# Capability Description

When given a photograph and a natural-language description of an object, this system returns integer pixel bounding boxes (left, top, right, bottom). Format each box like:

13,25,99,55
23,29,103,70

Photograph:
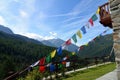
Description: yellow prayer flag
96,7,100,14
72,52,75,55
76,30,82,39
51,50,56,58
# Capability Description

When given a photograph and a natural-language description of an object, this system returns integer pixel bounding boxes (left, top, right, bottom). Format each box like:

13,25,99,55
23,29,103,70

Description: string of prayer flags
30,60,39,67
76,30,82,39
91,14,98,21
39,66,45,73
51,50,56,58
65,39,71,45
80,26,87,34
89,18,94,26
57,46,62,55
46,54,51,63
72,34,77,43
39,57,45,65
66,62,70,67
96,7,100,14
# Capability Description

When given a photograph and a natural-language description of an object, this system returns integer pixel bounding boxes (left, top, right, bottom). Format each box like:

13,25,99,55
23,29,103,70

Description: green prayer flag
91,14,98,21
46,55,51,63
72,34,77,43
58,64,63,69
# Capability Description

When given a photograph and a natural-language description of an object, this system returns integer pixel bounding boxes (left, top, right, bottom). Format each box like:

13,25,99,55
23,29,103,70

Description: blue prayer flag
50,64,55,72
57,46,62,55
80,26,86,34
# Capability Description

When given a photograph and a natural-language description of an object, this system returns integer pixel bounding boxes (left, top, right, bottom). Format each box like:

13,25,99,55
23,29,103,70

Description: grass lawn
61,62,116,80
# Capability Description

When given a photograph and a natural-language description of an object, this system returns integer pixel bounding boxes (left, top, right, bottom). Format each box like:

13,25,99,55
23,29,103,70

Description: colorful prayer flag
91,14,98,21
58,63,63,69
80,26,87,34
57,46,62,55
30,60,39,67
62,61,66,65
39,57,45,65
72,34,77,43
51,50,56,58
63,56,68,60
76,30,82,39
96,7,100,14
65,39,71,45
66,62,70,67
50,64,55,72
72,52,75,55
39,66,45,73
46,55,51,63
89,18,94,26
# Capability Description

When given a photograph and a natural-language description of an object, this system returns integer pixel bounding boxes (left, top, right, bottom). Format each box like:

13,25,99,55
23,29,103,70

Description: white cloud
72,0,93,15
21,33,44,41
13,0,19,2
21,32,57,41
49,32,57,36
0,16,6,25
20,10,28,18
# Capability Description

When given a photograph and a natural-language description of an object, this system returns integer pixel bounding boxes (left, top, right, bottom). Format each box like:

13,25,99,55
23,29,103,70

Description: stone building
109,0,120,79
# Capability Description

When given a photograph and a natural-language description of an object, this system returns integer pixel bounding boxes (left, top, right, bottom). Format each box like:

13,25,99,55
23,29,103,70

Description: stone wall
109,0,120,79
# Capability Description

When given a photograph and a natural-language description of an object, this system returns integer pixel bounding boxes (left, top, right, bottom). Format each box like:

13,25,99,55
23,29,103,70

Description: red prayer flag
39,66,45,73
89,18,94,26
65,39,71,45
62,61,66,65
39,57,45,65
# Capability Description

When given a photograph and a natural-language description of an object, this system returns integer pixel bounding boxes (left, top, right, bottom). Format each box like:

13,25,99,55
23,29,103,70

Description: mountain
77,34,114,59
0,25,13,34
0,25,43,45
0,24,78,52
41,38,79,52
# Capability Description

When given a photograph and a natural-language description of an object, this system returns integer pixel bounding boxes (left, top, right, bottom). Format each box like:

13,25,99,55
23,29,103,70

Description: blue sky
0,0,112,46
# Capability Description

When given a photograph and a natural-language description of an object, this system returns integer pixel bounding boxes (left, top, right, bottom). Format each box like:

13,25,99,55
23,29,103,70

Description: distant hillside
0,31,69,79
0,25,13,34
77,34,114,59
41,38,79,52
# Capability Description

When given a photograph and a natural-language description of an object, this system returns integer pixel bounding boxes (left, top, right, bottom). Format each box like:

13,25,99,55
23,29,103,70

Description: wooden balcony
99,2,112,28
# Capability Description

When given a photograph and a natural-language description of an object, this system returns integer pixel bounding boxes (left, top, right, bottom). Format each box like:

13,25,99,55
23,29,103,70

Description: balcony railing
99,2,112,28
